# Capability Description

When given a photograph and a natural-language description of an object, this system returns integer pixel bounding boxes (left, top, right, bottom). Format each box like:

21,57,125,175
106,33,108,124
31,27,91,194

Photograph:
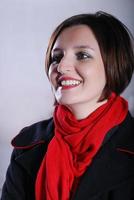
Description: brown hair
45,11,134,99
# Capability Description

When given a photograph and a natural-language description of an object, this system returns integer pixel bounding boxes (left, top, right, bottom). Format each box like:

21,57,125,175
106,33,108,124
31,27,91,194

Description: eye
76,51,92,60
51,54,63,64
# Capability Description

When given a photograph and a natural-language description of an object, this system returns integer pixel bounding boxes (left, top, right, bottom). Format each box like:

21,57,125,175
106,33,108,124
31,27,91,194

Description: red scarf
35,93,128,200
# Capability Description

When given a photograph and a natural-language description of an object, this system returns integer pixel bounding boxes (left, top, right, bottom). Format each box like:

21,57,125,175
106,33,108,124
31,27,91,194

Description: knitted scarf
35,93,128,200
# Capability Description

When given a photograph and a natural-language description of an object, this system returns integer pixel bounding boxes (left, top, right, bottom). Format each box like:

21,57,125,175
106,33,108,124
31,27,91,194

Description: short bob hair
45,11,134,100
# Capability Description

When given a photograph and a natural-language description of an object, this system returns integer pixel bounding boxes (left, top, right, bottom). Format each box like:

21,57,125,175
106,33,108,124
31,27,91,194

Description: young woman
1,11,134,200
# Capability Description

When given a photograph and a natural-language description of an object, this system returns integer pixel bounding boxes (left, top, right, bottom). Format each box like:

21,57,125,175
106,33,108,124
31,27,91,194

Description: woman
1,11,134,200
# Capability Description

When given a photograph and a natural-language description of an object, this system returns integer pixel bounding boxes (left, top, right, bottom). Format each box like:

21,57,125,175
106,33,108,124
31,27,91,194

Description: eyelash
51,51,92,64
51,54,63,64
76,52,92,60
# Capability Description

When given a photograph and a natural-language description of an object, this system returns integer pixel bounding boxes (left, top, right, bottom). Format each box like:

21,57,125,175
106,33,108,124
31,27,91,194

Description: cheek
81,66,106,86
98,67,106,85
93,70,106,88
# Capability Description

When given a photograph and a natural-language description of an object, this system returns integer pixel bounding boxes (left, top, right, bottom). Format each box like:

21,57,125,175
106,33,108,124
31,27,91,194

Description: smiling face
48,25,106,118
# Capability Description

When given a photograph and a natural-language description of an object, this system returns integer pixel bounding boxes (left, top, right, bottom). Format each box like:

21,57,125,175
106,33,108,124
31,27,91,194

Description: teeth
61,80,81,86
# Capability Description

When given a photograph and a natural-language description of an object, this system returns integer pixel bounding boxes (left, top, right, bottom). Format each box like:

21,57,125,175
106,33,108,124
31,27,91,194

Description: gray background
0,0,134,192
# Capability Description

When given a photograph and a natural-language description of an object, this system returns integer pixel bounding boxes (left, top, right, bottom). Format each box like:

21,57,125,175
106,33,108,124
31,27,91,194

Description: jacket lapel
15,144,47,181
13,118,54,181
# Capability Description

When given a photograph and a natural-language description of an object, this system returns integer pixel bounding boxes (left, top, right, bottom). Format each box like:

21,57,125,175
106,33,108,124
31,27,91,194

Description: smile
57,76,82,89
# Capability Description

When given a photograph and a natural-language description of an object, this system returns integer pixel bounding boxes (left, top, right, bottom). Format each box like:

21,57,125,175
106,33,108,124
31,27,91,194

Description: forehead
52,25,99,51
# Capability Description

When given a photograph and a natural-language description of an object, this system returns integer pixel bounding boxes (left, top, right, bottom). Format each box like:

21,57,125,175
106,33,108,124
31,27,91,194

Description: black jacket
1,113,134,200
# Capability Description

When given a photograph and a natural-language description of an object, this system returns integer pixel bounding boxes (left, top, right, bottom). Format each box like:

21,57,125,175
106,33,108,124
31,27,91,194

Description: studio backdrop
0,0,134,192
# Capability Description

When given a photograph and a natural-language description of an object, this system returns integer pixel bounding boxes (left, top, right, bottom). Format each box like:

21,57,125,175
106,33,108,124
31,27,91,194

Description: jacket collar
11,118,54,149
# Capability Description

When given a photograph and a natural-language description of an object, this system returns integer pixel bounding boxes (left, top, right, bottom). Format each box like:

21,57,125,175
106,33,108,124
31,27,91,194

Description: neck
65,100,107,120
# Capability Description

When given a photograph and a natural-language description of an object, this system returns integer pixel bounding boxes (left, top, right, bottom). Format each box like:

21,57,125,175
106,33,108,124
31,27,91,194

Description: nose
57,55,74,74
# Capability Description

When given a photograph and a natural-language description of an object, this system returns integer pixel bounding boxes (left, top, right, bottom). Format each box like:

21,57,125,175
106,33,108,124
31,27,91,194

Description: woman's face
48,25,106,109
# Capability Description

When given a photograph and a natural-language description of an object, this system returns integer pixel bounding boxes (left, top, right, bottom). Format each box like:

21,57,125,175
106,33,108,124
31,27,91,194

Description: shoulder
11,117,54,150
111,112,134,156
117,112,134,139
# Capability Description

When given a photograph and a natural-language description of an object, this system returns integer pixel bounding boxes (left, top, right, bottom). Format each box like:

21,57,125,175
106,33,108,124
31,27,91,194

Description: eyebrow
52,45,94,53
73,45,94,51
